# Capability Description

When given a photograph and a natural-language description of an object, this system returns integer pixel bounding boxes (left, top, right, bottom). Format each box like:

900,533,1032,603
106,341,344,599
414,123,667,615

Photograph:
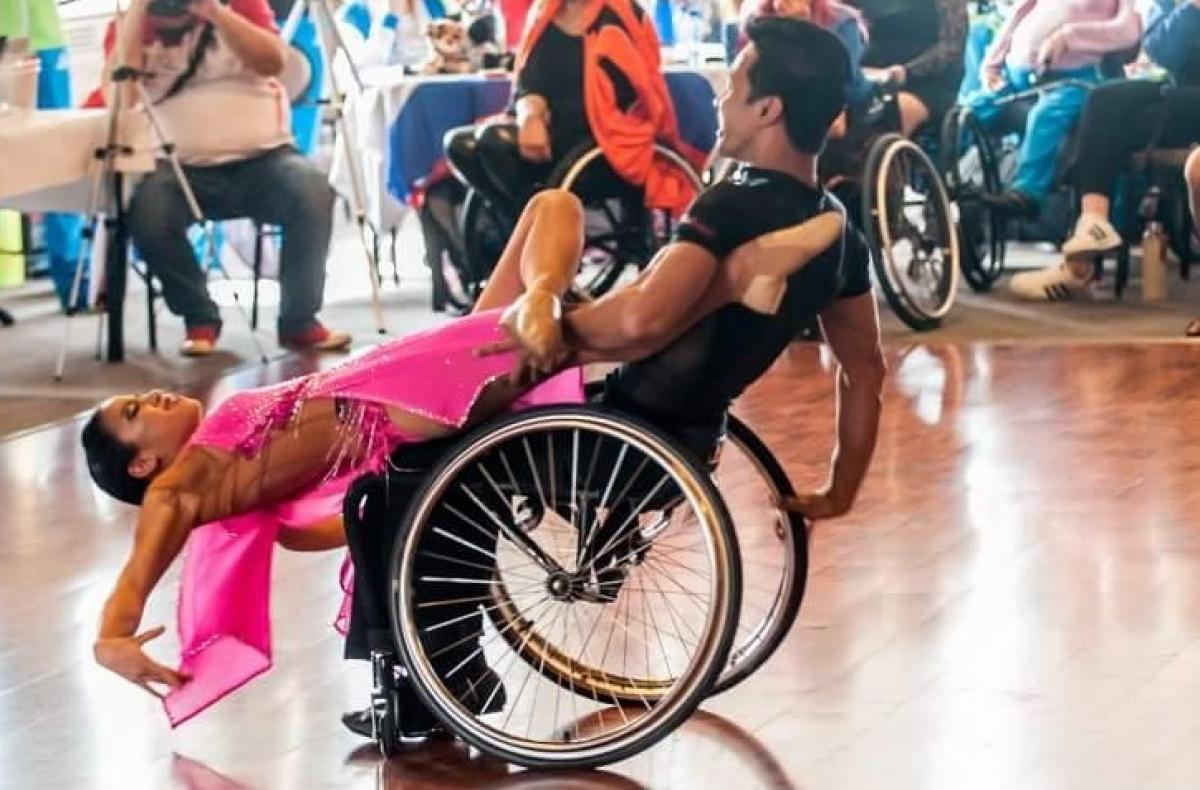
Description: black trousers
1075,80,1200,198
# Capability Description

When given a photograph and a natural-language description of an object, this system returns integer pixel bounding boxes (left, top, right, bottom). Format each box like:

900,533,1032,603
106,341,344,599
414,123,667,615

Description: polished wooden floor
4,340,1200,789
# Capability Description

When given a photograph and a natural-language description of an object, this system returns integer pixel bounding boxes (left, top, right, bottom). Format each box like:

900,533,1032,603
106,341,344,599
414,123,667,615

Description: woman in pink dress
82,189,844,725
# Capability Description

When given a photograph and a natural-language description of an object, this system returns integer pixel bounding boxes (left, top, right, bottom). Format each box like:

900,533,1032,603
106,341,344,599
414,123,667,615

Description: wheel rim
707,420,802,693
949,114,1006,289
393,411,737,767
874,140,960,320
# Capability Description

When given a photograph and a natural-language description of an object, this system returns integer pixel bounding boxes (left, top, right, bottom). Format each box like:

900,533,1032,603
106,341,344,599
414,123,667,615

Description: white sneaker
1009,263,1093,301
1062,214,1123,261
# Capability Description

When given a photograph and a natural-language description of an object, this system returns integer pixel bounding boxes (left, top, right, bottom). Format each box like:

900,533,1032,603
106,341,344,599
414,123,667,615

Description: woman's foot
1185,318,1200,338
1009,262,1094,301
1062,214,1123,261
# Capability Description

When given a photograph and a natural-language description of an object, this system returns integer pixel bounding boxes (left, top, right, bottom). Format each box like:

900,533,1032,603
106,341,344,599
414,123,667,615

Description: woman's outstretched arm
93,456,215,695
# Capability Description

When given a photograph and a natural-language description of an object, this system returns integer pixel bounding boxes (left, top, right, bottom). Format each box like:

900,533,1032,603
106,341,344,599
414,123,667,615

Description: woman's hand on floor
94,626,189,698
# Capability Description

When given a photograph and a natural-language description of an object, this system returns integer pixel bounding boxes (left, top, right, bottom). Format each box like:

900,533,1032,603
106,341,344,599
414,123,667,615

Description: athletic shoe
1009,262,1093,301
180,324,220,357
1062,214,1123,261
279,322,351,352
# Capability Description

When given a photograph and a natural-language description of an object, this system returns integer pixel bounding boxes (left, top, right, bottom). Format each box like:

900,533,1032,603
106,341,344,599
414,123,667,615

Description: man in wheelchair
340,17,887,740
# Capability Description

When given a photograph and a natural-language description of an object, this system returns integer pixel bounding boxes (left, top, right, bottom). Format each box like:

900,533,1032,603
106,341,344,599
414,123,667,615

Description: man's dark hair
81,411,150,506
744,17,851,154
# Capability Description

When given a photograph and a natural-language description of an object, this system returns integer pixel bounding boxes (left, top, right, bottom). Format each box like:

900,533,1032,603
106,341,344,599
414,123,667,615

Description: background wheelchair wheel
552,144,703,300
454,190,504,310
390,406,741,769
863,133,960,332
942,110,1008,292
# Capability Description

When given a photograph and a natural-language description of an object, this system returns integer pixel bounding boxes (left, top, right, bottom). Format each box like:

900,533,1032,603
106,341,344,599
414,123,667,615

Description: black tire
389,406,741,770
706,415,808,696
942,110,1007,292
863,133,959,332
456,189,508,309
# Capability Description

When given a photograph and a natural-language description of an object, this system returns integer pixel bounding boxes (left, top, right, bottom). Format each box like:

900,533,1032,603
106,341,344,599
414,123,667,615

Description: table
332,65,727,233
0,107,155,361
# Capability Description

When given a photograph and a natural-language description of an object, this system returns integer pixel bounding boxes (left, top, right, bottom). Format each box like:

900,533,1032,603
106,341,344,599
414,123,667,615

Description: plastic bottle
0,211,25,289
1141,219,1167,302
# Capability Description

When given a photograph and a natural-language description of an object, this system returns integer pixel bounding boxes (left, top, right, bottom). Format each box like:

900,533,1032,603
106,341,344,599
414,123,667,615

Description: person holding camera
107,0,350,356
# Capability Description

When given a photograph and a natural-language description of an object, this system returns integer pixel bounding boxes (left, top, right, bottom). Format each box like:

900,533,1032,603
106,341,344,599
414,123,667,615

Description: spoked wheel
554,145,703,300
390,406,741,770
455,190,506,311
863,133,960,332
942,110,1007,292
705,415,807,696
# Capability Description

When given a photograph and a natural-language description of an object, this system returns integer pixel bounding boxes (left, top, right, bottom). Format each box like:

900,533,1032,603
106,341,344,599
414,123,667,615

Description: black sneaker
981,189,1039,220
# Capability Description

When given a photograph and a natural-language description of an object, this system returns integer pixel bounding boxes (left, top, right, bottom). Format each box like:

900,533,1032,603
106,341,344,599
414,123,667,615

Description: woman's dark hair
159,22,218,103
744,17,851,154
81,411,150,506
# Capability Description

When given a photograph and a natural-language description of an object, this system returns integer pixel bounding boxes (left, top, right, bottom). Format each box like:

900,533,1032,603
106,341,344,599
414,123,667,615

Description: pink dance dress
162,309,584,726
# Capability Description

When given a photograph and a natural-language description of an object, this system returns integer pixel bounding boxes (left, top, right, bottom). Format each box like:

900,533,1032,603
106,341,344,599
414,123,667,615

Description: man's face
716,46,770,159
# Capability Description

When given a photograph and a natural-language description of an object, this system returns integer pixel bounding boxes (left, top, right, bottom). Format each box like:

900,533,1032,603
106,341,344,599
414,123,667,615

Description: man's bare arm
198,0,286,76
795,292,886,518
563,241,722,363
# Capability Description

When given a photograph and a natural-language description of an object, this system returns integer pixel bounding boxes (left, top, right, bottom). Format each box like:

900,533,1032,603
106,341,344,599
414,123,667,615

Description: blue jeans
963,65,1101,202
127,146,335,334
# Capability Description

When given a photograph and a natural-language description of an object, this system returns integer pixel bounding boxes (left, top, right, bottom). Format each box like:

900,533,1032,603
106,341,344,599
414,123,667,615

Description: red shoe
280,322,352,352
180,324,221,357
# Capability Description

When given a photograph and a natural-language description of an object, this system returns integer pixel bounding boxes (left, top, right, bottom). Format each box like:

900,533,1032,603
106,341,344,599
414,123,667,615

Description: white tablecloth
0,108,155,213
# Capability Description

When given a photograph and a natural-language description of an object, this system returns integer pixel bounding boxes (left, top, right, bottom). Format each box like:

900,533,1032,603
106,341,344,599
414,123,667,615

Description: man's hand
189,0,224,22
476,290,573,385
778,489,851,521
518,115,552,163
94,626,190,698
1036,32,1068,73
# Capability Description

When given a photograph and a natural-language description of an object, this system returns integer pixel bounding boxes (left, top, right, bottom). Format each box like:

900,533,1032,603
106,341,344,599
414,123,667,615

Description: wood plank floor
3,340,1200,789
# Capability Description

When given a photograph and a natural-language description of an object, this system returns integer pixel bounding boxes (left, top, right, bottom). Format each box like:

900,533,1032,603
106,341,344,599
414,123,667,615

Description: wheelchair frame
350,399,808,769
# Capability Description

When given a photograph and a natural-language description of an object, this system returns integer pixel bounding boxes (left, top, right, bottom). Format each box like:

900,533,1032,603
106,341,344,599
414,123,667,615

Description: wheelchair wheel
705,415,807,696
389,406,741,769
552,144,704,299
455,189,505,310
863,133,960,332
942,110,1008,292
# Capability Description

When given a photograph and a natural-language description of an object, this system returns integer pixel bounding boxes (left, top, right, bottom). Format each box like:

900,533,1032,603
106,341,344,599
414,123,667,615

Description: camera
147,0,195,17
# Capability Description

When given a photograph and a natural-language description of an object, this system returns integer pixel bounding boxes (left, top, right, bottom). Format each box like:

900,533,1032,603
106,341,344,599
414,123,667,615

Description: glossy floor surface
3,341,1200,789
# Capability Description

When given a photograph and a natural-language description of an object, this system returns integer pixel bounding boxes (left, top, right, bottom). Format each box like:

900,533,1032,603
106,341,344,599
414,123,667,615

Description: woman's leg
473,189,585,311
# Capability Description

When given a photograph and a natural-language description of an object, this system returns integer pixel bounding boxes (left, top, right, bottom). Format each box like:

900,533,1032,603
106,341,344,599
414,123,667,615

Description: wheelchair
836,85,961,332
343,384,808,769
439,139,704,313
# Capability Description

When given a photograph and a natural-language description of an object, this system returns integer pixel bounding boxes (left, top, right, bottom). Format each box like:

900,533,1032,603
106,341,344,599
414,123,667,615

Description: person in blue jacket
1010,0,1200,301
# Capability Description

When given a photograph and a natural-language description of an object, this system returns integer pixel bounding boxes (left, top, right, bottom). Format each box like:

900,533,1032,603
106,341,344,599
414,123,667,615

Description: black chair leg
146,273,158,352
252,226,263,331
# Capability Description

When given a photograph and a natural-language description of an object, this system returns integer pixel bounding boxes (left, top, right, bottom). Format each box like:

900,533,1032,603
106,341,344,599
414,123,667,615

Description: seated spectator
445,0,704,227
848,0,967,137
1010,0,1199,301
107,0,349,356
964,0,1142,221
739,0,871,111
